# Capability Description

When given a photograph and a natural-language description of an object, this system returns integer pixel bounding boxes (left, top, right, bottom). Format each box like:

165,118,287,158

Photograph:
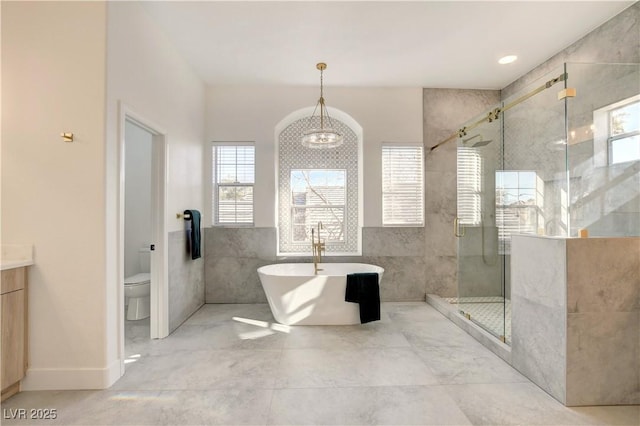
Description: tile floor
3,303,639,425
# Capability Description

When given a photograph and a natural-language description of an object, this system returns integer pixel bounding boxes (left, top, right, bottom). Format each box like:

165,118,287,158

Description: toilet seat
125,272,150,286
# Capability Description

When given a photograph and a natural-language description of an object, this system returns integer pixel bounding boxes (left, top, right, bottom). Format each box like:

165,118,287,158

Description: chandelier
301,63,343,149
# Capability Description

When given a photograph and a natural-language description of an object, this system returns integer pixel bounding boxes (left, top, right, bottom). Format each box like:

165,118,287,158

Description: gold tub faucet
311,221,325,274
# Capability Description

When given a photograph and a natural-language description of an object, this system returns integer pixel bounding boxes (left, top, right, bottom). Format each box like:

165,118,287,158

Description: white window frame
212,142,255,226
608,99,640,165
381,143,424,227
495,170,543,254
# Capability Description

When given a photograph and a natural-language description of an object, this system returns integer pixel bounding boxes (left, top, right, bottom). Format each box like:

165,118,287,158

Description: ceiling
140,1,634,89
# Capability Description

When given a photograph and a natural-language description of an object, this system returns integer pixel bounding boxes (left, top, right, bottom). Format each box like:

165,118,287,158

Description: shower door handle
454,217,465,237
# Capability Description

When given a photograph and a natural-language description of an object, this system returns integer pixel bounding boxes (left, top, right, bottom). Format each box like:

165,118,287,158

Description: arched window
277,112,361,255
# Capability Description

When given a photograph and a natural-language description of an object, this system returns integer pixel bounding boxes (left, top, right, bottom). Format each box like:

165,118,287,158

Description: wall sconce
61,132,74,142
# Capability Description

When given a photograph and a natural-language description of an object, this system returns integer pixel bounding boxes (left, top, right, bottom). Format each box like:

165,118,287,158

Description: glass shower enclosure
454,62,640,344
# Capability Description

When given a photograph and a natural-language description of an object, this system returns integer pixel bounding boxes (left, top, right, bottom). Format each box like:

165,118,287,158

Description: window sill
276,252,362,258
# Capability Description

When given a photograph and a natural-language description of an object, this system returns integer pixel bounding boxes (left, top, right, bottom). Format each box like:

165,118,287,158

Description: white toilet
124,247,151,320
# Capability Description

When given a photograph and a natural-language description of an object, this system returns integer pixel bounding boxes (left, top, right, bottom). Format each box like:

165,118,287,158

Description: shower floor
444,296,511,344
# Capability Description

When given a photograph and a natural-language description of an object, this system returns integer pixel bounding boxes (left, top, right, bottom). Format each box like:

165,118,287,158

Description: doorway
118,105,168,375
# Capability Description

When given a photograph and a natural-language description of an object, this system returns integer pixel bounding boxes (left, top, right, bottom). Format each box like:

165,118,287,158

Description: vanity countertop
1,244,34,270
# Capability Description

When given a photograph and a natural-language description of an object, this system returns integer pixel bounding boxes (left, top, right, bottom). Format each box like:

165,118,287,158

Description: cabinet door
1,290,25,390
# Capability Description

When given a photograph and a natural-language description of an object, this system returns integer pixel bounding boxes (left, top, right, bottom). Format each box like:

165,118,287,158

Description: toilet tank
138,247,151,273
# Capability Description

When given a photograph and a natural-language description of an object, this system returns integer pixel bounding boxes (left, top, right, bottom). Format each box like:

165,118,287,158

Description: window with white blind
212,143,255,225
382,144,424,226
457,147,482,226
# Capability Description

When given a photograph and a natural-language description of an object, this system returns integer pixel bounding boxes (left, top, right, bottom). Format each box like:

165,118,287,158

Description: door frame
117,102,169,373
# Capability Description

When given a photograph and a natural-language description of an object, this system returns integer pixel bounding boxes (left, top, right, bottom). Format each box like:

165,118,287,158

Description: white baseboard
21,359,123,391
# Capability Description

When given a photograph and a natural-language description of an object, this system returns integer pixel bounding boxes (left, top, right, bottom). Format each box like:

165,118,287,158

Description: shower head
471,139,493,147
462,134,493,148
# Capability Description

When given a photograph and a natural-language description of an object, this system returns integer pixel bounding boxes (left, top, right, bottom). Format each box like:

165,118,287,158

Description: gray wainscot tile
424,212,457,258
511,235,566,309
566,311,640,406
362,227,425,257
511,296,566,404
424,255,457,297
205,256,269,303
204,227,276,260
168,230,205,333
566,237,640,313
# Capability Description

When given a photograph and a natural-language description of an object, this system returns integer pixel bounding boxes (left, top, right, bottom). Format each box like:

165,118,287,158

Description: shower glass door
456,113,506,342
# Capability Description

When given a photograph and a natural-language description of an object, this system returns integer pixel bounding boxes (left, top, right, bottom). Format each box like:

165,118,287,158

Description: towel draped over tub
345,272,380,323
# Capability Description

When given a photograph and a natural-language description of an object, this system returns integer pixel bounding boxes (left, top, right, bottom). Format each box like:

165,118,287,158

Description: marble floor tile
400,318,487,349
5,303,638,426
283,321,410,350
112,348,281,391
384,302,449,323
274,347,439,388
152,322,286,353
443,382,634,426
413,345,528,385
267,385,472,425
571,405,640,426
1,390,110,426
1,389,273,426
183,303,275,326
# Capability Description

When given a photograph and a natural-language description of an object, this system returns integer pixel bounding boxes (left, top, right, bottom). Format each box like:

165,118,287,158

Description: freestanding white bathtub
257,263,384,325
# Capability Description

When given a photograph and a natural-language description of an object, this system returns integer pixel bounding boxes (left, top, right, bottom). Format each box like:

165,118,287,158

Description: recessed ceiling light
498,55,518,65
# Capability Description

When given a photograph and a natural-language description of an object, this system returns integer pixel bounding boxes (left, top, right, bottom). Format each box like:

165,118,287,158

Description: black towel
184,209,201,260
345,273,380,324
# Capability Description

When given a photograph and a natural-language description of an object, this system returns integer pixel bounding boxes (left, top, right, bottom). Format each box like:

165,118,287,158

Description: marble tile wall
564,237,640,406
204,227,276,303
457,226,502,298
423,88,501,298
511,234,640,406
204,227,426,303
168,230,205,333
501,2,639,99
511,235,567,404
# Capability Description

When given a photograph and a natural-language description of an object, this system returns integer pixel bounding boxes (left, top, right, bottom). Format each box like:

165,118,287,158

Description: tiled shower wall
204,227,425,303
168,230,205,332
423,89,501,298
422,2,639,299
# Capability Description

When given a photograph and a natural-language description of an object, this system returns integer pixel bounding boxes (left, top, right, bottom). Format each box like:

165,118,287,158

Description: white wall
1,0,205,390
105,2,205,374
206,86,423,227
1,2,110,388
124,121,152,277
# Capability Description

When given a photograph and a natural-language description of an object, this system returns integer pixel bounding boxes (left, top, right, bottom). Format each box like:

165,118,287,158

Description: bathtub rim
257,262,384,278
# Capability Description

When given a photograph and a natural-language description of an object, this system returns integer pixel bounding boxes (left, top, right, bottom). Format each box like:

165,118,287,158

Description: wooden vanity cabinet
1,267,28,401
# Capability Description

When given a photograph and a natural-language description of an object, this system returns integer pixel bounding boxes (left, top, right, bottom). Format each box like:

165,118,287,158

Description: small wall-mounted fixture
61,132,74,142
558,88,577,100
176,212,192,220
